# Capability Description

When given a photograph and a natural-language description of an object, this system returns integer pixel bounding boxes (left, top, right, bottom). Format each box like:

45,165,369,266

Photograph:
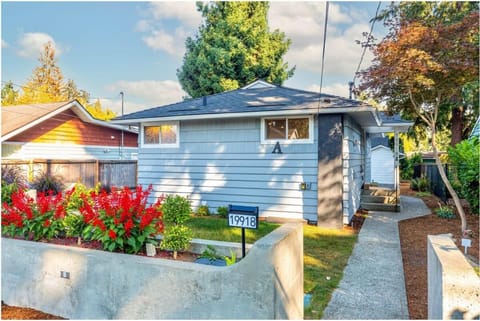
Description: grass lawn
303,225,358,319
186,216,279,243
187,216,358,319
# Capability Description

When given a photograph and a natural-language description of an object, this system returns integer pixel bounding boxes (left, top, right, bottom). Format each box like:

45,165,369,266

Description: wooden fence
2,159,137,189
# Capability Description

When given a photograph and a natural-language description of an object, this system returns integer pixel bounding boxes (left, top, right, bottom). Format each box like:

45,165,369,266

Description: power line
317,1,329,110
352,1,382,88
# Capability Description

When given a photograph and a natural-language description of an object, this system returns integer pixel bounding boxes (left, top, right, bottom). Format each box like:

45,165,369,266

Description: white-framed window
141,122,179,148
261,116,314,144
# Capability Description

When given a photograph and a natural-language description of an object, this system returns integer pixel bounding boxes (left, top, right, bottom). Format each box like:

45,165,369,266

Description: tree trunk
431,126,467,233
450,106,464,146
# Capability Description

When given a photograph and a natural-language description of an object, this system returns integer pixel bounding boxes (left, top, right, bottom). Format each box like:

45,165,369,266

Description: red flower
43,220,51,227
108,229,116,240
123,218,134,236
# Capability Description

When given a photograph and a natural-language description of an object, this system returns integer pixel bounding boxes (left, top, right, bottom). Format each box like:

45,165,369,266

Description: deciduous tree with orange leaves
359,3,479,234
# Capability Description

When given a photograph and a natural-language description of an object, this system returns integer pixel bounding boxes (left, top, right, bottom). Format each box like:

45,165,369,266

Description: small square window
288,118,309,140
261,116,313,144
265,119,286,140
143,122,179,147
144,126,160,144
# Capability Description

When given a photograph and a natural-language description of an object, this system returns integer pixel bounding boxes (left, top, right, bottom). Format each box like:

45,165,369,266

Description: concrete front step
361,195,398,204
362,188,397,197
360,202,401,212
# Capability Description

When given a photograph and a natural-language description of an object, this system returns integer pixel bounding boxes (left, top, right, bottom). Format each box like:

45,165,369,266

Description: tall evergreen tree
18,41,64,103
9,41,116,120
177,2,295,98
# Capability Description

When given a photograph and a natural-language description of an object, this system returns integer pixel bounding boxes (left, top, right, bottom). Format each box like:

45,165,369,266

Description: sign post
227,205,259,258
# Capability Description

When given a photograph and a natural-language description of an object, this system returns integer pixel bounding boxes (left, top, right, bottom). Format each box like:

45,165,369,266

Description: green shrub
162,195,192,225
196,205,210,216
199,245,222,261
400,153,422,180
217,206,229,218
160,225,192,259
410,177,429,192
31,172,64,195
160,195,193,259
435,204,455,219
448,137,479,215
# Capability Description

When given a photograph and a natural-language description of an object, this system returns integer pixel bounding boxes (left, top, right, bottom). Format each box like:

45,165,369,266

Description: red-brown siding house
1,100,138,160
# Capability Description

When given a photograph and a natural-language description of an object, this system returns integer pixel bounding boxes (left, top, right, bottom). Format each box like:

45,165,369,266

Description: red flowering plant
80,185,164,254
2,189,68,241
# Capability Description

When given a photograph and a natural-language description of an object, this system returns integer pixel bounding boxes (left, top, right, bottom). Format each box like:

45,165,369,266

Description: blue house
114,80,411,228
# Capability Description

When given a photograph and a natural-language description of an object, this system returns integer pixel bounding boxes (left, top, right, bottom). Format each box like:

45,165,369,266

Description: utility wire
352,1,382,86
317,1,329,111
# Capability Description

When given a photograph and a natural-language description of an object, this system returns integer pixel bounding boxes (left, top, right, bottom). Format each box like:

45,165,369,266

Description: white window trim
141,121,180,148
260,115,314,144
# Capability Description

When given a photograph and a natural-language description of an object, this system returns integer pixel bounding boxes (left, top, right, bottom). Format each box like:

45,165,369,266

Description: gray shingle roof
114,81,368,121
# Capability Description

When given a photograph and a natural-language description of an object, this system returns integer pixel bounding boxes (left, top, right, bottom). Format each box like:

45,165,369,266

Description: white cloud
2,39,9,48
97,98,144,116
105,80,186,112
137,2,200,57
17,32,61,59
142,27,188,57
148,2,202,27
308,82,351,99
269,2,375,78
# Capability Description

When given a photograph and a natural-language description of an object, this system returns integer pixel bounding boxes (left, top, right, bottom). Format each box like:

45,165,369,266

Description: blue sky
1,1,386,114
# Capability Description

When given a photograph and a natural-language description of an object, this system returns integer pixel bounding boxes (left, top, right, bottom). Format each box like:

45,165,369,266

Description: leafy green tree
1,81,19,106
177,2,295,98
359,4,478,233
448,137,480,215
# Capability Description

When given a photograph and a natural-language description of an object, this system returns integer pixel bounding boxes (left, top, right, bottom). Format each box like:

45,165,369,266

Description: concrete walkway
322,196,431,320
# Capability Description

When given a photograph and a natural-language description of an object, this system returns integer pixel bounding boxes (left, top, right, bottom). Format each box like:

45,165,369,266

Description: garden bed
399,184,479,319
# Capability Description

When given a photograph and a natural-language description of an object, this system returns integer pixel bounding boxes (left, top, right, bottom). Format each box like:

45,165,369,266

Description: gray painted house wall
317,114,344,228
139,117,318,221
342,115,365,224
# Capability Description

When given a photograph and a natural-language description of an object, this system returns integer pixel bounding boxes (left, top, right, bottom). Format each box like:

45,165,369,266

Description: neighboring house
1,100,138,160
113,80,412,228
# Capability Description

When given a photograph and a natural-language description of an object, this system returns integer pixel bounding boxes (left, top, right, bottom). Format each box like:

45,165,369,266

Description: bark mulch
399,184,479,320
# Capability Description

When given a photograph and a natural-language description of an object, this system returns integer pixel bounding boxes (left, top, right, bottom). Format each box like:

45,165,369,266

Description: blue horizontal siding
138,117,318,220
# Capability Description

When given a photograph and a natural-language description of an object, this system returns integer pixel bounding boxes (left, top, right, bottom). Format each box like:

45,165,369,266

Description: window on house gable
142,122,179,147
262,116,313,144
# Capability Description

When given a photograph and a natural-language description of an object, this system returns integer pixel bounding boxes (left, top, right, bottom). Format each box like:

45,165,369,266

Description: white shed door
371,147,394,185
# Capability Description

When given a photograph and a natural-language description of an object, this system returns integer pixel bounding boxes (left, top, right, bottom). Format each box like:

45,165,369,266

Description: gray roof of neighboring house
371,136,390,148
378,112,413,125
113,80,371,122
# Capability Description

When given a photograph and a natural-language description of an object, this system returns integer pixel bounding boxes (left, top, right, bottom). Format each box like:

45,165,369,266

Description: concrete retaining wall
427,234,480,320
2,222,303,319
